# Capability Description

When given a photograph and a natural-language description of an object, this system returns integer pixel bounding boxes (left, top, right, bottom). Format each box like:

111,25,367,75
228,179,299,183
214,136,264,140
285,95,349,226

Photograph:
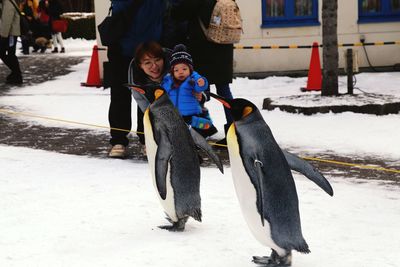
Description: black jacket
171,0,233,84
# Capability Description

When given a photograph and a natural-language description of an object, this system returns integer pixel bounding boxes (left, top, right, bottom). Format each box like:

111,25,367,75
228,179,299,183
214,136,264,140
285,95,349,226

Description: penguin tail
295,242,311,254
190,208,202,222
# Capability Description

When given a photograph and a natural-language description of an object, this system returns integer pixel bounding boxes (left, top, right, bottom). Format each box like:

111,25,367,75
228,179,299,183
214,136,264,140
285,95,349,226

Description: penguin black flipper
189,127,224,173
254,159,265,227
154,132,173,200
283,150,334,196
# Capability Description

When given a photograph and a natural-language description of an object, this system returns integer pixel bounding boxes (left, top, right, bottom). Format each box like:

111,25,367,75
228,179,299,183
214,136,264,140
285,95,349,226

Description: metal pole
346,49,353,94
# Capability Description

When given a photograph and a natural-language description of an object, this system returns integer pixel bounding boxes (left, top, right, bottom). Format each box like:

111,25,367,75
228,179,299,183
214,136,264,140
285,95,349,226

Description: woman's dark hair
134,41,164,67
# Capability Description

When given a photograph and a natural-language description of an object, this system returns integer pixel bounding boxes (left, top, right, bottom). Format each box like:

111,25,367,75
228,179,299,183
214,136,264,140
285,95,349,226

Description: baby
162,44,217,137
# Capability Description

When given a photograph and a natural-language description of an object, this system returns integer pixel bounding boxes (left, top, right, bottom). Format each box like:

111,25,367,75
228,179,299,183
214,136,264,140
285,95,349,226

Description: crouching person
162,44,218,138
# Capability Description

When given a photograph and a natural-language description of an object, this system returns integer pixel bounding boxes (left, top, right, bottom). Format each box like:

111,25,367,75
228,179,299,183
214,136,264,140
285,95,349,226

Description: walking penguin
128,85,223,231
210,93,333,266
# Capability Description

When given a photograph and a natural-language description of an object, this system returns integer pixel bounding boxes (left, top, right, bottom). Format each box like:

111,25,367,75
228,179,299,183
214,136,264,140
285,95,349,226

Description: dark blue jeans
0,36,21,76
215,83,233,126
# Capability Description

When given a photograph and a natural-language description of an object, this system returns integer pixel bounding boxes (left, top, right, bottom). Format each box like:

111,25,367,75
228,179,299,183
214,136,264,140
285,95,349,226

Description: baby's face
173,63,191,82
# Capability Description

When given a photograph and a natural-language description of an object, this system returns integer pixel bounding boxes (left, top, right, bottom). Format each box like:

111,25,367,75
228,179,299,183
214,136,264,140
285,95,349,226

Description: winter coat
171,0,233,84
47,0,62,20
37,0,49,24
112,0,168,58
161,71,208,116
0,0,21,38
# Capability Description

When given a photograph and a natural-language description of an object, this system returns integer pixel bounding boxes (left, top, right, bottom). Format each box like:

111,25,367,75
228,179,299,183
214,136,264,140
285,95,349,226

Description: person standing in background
107,0,167,158
20,0,35,55
0,0,23,84
47,0,64,53
171,0,234,145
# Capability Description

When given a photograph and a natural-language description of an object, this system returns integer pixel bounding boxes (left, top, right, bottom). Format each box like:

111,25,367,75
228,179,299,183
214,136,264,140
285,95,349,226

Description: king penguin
128,85,223,232
210,93,333,266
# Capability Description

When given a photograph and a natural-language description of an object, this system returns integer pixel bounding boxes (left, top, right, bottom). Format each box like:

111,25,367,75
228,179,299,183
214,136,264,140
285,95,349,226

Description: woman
108,41,169,158
127,41,170,149
47,0,65,53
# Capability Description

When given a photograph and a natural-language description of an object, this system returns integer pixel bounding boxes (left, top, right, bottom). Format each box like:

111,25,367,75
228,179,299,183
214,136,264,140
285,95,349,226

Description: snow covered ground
1,38,399,267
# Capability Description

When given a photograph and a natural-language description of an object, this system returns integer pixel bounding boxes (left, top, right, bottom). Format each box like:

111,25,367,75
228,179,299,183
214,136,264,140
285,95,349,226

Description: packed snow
0,38,399,267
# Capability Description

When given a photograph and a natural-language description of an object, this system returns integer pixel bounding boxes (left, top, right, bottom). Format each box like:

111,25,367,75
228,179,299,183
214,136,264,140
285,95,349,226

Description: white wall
94,0,400,76
94,0,109,79
234,0,400,74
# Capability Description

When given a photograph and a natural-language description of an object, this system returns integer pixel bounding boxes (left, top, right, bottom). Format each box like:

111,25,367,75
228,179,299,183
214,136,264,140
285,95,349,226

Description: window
262,0,319,28
358,0,400,23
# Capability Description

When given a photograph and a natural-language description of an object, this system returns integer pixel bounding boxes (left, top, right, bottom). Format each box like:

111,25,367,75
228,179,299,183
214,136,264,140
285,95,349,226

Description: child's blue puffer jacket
162,71,208,116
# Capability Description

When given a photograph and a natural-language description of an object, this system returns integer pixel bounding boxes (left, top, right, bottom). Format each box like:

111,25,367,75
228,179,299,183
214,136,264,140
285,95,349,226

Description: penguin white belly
227,125,285,256
144,110,178,222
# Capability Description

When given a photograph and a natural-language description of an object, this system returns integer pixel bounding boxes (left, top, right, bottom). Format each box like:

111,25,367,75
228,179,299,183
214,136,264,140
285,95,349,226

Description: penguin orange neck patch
242,106,253,117
154,89,164,100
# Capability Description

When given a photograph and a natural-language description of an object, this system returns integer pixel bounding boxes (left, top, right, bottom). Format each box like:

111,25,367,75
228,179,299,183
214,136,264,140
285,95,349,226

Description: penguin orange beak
125,84,146,95
209,93,231,109
125,83,150,113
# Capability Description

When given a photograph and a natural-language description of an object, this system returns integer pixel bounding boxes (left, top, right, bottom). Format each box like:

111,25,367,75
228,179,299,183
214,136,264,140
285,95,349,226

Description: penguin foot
252,250,292,266
158,217,188,232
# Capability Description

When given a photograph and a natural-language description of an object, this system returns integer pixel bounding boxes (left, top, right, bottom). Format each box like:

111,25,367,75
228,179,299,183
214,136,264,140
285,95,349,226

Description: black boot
51,47,58,53
215,123,231,146
6,72,23,85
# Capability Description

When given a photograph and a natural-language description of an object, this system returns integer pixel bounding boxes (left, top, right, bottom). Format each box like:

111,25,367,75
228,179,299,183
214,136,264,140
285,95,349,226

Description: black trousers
0,36,22,76
107,46,133,146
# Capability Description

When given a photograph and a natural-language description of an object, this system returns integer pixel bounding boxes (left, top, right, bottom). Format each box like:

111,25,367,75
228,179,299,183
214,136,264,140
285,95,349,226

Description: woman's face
140,54,164,81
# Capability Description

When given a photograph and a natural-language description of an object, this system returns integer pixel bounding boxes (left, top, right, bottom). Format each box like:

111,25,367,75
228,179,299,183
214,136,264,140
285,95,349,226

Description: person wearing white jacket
0,0,23,84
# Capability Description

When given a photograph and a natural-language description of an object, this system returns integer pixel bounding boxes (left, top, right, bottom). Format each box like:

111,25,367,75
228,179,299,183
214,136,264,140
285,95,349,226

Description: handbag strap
8,0,24,17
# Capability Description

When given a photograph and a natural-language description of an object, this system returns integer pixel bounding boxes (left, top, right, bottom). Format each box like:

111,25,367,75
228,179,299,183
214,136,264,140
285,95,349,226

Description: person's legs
0,37,22,84
108,47,132,152
136,107,145,145
214,83,233,145
56,32,65,52
215,83,233,125
0,37,11,68
51,33,58,52
21,37,30,54
108,84,132,147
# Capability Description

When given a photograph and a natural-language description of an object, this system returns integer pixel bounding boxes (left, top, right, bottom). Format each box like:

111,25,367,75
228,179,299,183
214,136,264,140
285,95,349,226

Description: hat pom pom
173,44,187,53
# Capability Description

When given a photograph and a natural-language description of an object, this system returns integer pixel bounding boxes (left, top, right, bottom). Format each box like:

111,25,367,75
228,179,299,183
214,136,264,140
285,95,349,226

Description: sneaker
109,144,126,158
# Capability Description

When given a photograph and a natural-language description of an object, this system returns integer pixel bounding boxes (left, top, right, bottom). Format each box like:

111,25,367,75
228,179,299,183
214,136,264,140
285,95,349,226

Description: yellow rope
0,108,143,134
1,108,399,174
302,157,400,174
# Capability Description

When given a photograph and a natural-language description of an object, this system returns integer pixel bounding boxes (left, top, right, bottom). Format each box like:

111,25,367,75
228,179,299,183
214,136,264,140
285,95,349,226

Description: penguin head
210,93,258,121
126,84,167,104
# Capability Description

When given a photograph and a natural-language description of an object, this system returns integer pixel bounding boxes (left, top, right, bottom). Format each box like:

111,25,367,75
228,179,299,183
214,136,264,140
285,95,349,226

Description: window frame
261,0,320,28
358,0,400,23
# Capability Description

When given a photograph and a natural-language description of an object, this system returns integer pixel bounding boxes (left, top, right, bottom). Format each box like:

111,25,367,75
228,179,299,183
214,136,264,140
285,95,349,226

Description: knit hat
170,44,193,69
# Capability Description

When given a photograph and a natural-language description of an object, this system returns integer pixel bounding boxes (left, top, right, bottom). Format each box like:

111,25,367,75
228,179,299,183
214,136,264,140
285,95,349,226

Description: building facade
235,0,400,75
94,0,400,77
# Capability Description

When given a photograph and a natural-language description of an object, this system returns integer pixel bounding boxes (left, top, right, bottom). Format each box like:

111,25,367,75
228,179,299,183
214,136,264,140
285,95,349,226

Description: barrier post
346,49,354,94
